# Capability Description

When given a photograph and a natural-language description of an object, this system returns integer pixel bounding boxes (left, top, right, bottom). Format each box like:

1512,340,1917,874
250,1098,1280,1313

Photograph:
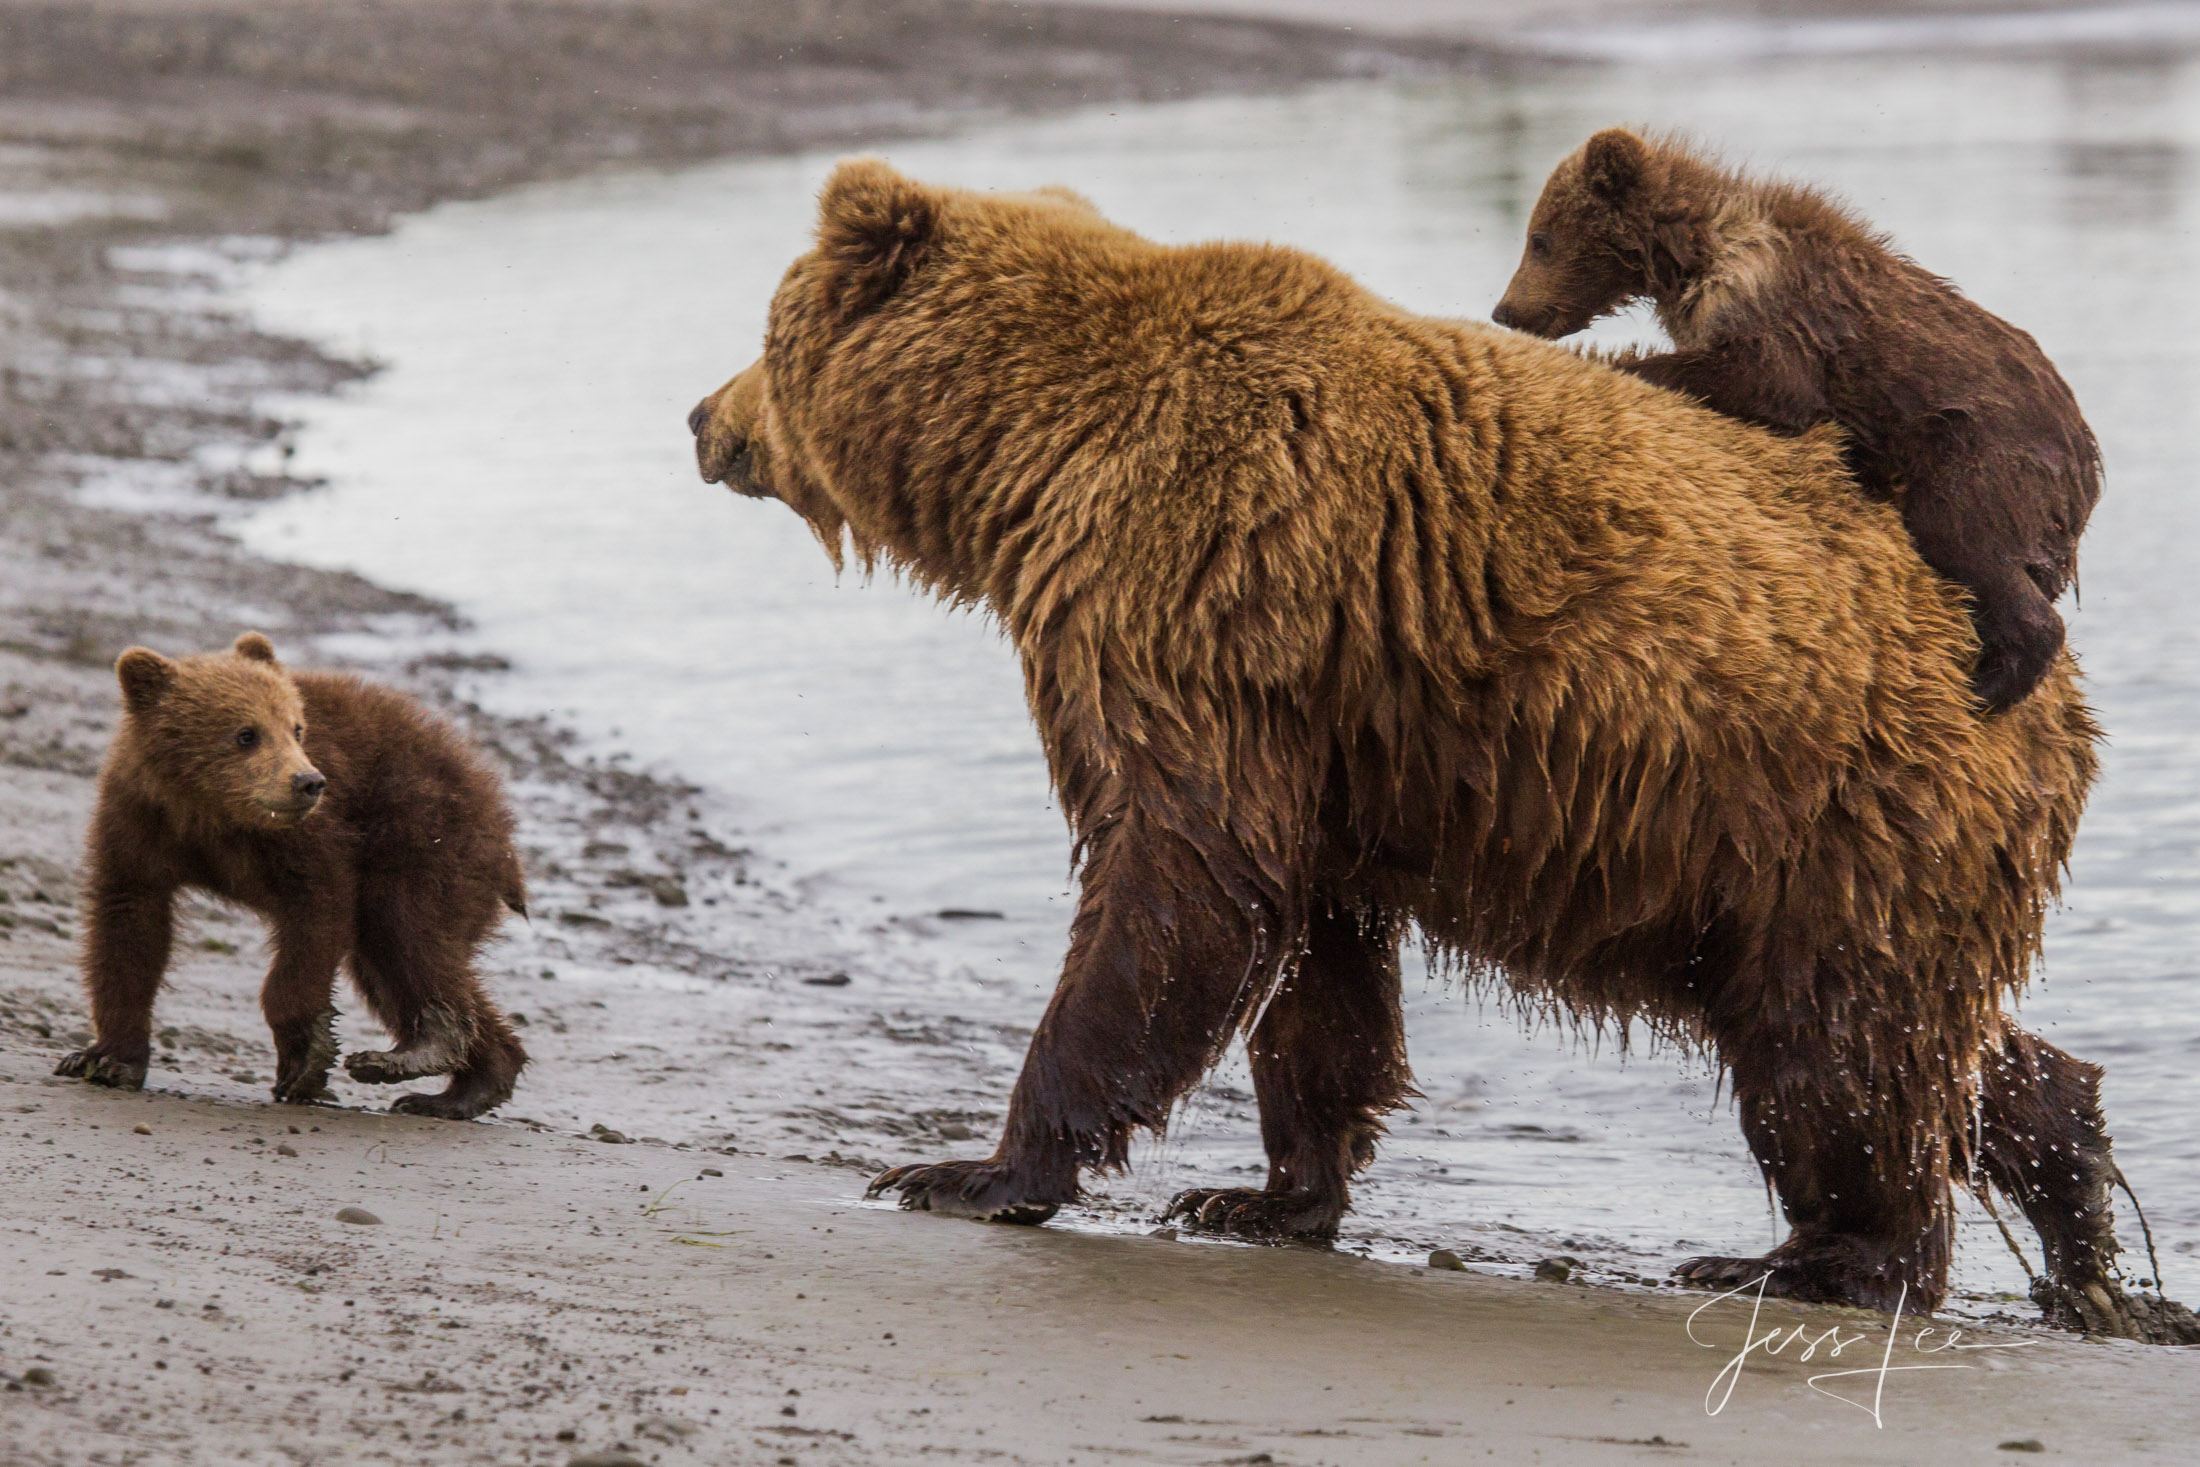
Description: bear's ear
814,158,938,319
115,647,176,712
232,631,279,665
1583,128,1652,205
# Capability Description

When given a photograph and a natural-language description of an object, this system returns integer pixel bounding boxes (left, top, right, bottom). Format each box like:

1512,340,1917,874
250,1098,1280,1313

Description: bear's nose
293,770,327,800
1491,300,1523,331
687,398,712,437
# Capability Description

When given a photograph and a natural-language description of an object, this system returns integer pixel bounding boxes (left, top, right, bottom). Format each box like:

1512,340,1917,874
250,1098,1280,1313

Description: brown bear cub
55,633,528,1119
1493,128,2101,713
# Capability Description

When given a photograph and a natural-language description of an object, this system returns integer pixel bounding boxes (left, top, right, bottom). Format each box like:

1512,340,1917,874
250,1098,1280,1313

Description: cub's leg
1676,952,1963,1313
870,790,1296,1224
1898,471,2067,715
1168,900,1412,1240
55,850,176,1091
343,905,525,1119
262,908,351,1104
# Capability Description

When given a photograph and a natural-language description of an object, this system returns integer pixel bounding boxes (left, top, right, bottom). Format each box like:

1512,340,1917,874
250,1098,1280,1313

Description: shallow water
240,47,2200,1299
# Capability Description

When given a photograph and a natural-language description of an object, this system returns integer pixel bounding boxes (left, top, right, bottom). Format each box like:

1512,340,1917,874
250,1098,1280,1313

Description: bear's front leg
870,791,1298,1225
56,862,178,1092
1167,898,1413,1242
263,906,350,1104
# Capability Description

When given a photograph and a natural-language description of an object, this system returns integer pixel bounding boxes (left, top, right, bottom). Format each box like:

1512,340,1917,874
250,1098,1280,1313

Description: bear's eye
1529,233,1554,260
235,726,259,750
293,724,305,741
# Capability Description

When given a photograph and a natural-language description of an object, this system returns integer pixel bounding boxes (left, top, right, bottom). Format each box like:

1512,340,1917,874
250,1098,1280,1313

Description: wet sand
4,2,2200,1460
7,1044,2196,1465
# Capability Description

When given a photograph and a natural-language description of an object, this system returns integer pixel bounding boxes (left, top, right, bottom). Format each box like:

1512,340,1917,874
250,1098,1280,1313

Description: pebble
21,1367,54,1387
1997,1443,2047,1455
936,1122,974,1140
698,1167,723,1178
1534,1256,1579,1283
588,1124,634,1145
335,1207,382,1226
275,1142,298,1157
567,1455,647,1467
1147,1226,1179,1242
132,1123,151,1136
1427,1250,1468,1272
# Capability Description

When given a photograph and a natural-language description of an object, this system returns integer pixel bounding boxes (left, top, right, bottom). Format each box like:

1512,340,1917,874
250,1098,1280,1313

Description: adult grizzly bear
56,633,529,1120
690,161,2163,1332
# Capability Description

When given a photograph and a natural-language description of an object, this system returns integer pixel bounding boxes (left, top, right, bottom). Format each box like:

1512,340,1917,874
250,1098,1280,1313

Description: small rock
132,1123,151,1136
698,1167,723,1178
567,1455,647,1467
800,973,851,987
335,1207,382,1226
1534,1256,1579,1283
936,908,1005,921
936,1122,974,1141
21,1367,54,1387
1427,1249,1468,1272
588,1124,633,1144
637,1414,699,1442
1997,1443,2047,1455
92,1267,133,1282
1148,1226,1179,1241
275,1142,297,1156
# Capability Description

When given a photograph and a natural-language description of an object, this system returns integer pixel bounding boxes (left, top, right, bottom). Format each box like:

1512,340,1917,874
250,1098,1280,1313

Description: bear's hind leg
1977,1026,2200,1342
1167,899,1412,1241
1677,953,1963,1314
389,999,526,1121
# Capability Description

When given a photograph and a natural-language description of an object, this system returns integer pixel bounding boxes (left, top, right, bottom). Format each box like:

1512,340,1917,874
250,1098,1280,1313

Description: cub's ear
815,158,937,318
115,647,177,712
232,631,279,664
1583,128,1652,205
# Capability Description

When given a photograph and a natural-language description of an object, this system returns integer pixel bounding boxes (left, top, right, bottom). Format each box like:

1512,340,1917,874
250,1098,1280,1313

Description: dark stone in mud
801,973,852,987
1534,1256,1579,1283
1427,1249,1468,1272
335,1207,381,1225
1997,1442,2046,1454
567,1454,647,1467
588,1124,633,1144
20,1367,55,1387
936,908,1006,921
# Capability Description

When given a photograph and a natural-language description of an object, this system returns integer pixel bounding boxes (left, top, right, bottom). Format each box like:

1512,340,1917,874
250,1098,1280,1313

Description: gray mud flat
4,1046,2195,1466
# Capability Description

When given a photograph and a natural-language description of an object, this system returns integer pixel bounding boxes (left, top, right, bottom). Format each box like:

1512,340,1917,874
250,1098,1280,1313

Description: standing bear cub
55,633,529,1119
1493,128,2101,713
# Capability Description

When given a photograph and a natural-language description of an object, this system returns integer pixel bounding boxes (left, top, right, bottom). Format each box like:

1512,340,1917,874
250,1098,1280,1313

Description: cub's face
1492,129,1660,340
116,633,326,829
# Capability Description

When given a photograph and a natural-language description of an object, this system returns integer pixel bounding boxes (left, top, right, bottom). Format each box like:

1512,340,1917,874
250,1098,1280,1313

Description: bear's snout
690,367,771,498
292,769,327,802
687,398,711,437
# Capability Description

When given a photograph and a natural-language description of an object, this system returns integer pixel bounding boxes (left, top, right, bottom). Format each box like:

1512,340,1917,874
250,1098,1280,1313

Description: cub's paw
866,1160,1062,1225
271,1072,336,1105
388,1069,512,1122
1165,1187,1341,1242
344,1048,443,1085
273,1010,339,1104
54,1048,148,1090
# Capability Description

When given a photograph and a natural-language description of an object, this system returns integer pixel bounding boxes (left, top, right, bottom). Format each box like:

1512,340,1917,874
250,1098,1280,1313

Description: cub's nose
292,770,327,800
687,398,711,437
1491,300,1524,331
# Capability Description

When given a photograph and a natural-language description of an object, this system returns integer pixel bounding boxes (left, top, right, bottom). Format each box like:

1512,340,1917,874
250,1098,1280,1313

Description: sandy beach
5,2,2200,1460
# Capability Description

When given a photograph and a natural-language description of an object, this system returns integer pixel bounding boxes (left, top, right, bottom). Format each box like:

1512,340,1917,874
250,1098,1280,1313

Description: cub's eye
1529,233,1554,260
292,724,306,741
235,727,259,750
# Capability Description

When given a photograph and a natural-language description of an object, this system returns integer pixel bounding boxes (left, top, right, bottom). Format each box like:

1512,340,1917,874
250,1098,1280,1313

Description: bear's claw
1674,1240,1918,1315
866,1160,1062,1225
2030,1276,2200,1344
1164,1186,1341,1241
54,1048,148,1090
387,1068,513,1121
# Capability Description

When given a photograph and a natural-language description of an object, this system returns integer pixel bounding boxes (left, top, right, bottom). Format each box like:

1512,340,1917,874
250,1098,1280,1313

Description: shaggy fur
56,633,528,1120
691,161,2145,1324
1492,128,2102,714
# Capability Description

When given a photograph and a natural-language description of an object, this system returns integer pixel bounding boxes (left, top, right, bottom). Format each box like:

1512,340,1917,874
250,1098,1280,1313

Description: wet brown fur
56,633,528,1120
1492,128,2102,715
691,161,2123,1318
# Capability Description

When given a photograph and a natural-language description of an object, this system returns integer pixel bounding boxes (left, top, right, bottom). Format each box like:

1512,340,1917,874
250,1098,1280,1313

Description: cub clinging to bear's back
56,633,528,1119
1492,127,2100,714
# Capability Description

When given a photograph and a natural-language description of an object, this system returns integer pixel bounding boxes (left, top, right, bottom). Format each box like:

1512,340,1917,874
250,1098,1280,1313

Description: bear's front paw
2031,1276,2200,1344
1675,1237,1918,1314
866,1159,1063,1225
54,1048,148,1090
1165,1186,1341,1242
